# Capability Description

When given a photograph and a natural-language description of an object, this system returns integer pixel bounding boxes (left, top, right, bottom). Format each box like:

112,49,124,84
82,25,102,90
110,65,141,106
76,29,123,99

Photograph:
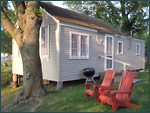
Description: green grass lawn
1,60,12,74
1,60,13,88
1,62,149,112
1,60,22,109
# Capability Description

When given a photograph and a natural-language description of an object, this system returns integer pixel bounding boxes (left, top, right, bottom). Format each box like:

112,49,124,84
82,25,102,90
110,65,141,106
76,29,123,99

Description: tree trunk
21,44,45,97
1,2,46,109
19,1,46,98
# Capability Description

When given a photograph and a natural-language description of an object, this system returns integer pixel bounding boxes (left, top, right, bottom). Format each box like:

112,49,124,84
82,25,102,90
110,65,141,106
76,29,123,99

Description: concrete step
114,75,144,84
133,79,144,84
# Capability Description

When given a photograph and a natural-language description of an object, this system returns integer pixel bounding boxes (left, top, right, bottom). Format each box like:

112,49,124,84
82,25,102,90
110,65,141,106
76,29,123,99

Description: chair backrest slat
116,71,136,102
101,70,116,86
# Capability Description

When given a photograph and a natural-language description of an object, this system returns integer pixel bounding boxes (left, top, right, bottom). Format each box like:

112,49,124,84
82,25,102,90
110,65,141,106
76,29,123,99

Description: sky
51,1,68,8
8,1,68,11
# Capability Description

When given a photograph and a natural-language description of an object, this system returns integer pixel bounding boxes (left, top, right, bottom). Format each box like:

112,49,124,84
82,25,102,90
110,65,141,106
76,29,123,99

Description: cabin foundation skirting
43,79,50,85
57,82,63,90
43,80,63,90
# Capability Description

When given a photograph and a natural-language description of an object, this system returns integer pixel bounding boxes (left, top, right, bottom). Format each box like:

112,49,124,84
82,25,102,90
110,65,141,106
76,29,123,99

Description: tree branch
107,1,115,9
107,1,119,17
1,7,23,47
14,1,26,32
15,1,26,16
121,1,126,16
126,3,138,15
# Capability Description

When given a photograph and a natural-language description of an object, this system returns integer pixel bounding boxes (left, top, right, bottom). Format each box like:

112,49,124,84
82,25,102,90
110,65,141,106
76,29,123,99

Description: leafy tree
1,28,12,55
64,1,149,36
1,1,46,106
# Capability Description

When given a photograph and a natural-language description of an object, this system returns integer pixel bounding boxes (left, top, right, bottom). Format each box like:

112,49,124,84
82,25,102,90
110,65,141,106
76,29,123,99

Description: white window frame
70,31,89,59
39,25,50,59
136,44,140,56
104,34,114,70
117,41,123,55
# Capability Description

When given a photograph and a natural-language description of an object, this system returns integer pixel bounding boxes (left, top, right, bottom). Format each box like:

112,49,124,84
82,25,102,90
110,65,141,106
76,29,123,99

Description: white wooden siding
40,13,60,81
114,37,145,71
59,26,105,82
12,13,60,82
12,39,23,75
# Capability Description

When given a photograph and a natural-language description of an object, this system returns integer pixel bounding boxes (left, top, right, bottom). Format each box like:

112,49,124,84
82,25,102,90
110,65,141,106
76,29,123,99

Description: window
136,44,140,55
40,26,49,57
118,41,123,54
106,37,112,56
72,34,79,57
81,35,88,57
106,56,112,69
70,32,89,59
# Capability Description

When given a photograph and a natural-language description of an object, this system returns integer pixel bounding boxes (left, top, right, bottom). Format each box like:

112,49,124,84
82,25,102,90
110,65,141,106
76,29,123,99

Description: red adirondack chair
85,70,116,103
99,71,140,112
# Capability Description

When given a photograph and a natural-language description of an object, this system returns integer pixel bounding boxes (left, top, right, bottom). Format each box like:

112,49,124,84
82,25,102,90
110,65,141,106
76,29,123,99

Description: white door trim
104,34,114,70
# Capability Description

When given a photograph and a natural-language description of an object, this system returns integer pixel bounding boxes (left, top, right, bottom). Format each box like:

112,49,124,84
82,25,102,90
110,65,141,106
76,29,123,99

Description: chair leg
94,85,99,103
87,94,90,99
112,102,117,112
122,103,140,107
111,94,117,112
85,83,90,99
95,95,99,103
101,101,105,106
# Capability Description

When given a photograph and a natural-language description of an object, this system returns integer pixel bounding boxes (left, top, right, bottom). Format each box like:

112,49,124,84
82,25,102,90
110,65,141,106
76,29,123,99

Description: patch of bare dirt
1,72,12,76
143,81,149,84
29,98,43,112
2,97,43,112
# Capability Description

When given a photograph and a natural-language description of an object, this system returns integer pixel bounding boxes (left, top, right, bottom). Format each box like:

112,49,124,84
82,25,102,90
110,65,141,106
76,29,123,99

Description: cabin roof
39,2,123,35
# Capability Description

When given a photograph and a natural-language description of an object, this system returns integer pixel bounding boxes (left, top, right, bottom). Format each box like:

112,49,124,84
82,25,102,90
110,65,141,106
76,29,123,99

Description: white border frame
136,44,140,56
104,34,114,70
70,31,89,59
117,41,123,55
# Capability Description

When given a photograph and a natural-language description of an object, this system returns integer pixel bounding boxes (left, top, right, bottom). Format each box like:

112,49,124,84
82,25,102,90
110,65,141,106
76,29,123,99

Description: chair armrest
94,84,102,87
99,86,118,90
111,91,132,95
85,83,96,85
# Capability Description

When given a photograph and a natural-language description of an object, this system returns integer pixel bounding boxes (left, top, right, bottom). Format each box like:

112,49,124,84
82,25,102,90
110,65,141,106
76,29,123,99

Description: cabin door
105,35,114,70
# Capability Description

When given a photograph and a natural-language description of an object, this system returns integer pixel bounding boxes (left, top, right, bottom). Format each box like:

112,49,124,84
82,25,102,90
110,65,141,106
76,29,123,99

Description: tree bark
120,1,132,36
19,1,46,98
1,1,46,101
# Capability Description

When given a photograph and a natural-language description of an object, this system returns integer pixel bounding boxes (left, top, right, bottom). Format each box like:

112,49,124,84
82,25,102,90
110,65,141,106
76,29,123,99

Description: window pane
41,26,48,56
118,42,122,54
106,56,112,68
72,34,79,56
81,35,87,56
106,37,112,55
136,45,140,55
